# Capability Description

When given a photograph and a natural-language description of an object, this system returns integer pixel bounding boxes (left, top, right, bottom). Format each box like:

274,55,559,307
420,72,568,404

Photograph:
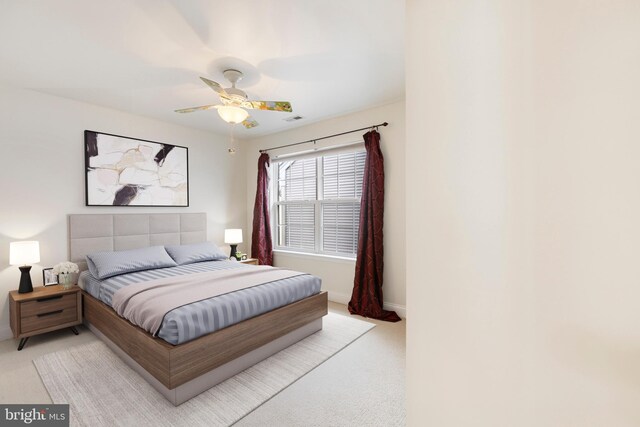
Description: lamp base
18,265,33,293
229,244,238,260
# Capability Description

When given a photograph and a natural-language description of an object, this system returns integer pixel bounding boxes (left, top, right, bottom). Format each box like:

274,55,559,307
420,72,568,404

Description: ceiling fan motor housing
222,69,247,104
225,88,248,103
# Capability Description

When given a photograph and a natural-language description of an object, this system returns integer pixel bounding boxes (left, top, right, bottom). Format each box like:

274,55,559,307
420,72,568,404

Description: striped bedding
79,260,321,345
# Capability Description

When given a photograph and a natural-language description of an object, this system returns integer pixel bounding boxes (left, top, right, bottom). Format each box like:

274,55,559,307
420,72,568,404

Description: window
273,150,366,258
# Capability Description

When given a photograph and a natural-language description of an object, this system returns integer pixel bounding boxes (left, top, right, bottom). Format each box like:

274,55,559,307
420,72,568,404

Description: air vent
284,115,304,122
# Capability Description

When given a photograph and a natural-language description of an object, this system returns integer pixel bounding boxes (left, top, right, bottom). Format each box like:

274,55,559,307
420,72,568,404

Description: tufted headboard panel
68,213,207,271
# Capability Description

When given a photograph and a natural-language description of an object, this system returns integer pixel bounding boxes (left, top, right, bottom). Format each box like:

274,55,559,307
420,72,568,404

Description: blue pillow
165,242,228,265
86,246,177,280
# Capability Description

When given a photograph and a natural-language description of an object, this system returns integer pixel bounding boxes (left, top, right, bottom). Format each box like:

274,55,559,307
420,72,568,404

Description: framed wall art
84,130,189,207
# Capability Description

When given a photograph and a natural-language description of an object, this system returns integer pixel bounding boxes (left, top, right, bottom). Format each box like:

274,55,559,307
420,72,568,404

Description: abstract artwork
85,130,189,206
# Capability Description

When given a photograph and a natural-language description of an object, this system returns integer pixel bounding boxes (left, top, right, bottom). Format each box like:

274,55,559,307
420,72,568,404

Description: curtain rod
272,141,363,161
259,122,388,154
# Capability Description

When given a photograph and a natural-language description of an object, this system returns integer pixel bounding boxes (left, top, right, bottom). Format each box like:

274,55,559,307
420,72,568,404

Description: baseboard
327,291,406,319
0,325,13,342
383,302,407,319
327,291,351,306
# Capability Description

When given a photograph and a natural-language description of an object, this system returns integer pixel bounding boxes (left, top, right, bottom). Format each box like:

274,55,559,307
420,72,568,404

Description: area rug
33,313,374,427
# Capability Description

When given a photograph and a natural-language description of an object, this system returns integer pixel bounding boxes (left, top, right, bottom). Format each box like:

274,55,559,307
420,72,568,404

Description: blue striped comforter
79,260,321,345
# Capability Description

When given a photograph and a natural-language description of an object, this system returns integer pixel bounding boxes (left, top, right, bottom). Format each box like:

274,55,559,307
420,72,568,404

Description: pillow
165,242,228,266
86,246,177,280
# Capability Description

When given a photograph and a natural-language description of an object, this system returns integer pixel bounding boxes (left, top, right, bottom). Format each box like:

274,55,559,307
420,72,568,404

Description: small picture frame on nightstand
43,268,58,286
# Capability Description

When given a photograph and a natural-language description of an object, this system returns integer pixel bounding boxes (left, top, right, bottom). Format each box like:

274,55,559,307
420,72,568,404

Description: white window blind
322,202,361,255
273,149,367,257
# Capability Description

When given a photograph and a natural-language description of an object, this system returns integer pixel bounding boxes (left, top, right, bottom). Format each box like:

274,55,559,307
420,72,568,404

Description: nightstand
239,258,259,265
9,285,82,351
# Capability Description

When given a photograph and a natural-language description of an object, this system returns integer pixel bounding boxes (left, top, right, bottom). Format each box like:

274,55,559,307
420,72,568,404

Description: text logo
0,405,69,426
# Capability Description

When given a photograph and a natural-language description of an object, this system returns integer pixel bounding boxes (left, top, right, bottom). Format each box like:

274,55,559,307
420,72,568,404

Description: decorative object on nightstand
239,258,259,265
52,262,80,289
224,228,243,260
42,268,58,286
9,284,82,351
9,241,40,294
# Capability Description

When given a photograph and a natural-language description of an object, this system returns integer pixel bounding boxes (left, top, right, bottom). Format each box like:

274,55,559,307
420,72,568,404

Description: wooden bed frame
83,290,328,390
69,213,329,405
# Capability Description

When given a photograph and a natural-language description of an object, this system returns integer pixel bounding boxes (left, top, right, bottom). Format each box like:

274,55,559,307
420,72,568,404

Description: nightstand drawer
21,307,79,334
21,293,77,318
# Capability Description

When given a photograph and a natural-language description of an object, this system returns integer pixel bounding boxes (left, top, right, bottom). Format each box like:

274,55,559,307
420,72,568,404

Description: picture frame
84,130,189,207
43,268,58,286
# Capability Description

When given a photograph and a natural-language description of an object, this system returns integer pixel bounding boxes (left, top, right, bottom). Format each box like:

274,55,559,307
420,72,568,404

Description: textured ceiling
0,0,404,138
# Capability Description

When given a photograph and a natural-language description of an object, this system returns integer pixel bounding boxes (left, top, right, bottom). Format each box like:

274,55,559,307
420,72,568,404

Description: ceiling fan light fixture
217,105,248,124
176,73,292,130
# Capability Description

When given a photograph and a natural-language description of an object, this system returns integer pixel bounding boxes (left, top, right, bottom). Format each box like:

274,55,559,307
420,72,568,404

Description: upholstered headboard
68,213,207,271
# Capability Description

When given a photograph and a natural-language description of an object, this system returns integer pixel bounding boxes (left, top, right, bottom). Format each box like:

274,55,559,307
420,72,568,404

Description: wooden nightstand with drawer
9,285,82,351
239,258,259,265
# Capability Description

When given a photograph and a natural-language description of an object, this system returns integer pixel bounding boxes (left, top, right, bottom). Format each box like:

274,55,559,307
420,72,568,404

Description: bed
69,213,328,405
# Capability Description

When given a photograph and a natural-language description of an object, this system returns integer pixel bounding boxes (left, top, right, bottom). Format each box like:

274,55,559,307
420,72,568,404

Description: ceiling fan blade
200,77,230,99
242,117,259,129
242,101,293,112
174,104,219,113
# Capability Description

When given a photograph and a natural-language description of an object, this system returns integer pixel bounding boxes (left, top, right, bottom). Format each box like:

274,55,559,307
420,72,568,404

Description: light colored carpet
33,313,374,427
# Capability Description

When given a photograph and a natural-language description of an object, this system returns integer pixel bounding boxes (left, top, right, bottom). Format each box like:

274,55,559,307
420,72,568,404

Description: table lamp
224,229,243,259
10,241,40,293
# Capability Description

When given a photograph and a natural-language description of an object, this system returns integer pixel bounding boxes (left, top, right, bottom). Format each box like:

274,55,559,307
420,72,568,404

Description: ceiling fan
175,69,292,129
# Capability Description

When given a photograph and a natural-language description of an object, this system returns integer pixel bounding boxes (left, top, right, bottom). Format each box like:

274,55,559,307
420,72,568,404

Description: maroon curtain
348,130,401,322
251,153,273,265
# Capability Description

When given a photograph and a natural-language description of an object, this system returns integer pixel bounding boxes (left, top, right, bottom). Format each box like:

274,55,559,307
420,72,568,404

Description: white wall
244,101,406,316
0,86,246,340
407,0,640,425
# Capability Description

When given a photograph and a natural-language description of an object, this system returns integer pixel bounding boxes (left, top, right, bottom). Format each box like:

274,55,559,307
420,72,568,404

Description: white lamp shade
224,229,243,244
9,241,40,265
217,106,249,124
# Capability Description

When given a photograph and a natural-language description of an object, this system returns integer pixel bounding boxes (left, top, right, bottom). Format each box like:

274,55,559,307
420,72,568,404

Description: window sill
273,249,357,264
